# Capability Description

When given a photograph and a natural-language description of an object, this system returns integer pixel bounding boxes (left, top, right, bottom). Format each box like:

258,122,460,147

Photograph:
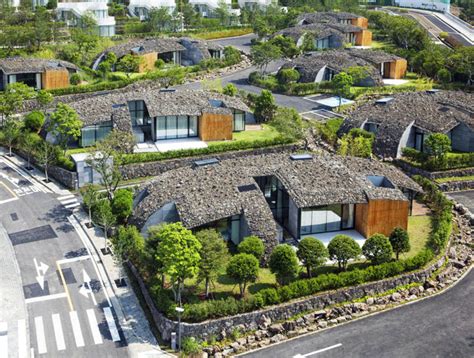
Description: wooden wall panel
199,112,233,141
352,17,368,29
41,69,70,90
355,30,372,46
355,199,409,238
138,52,157,72
389,59,408,79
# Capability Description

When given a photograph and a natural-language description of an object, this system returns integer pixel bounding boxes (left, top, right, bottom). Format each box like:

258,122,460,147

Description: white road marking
58,195,75,201
52,314,66,351
25,292,67,304
104,307,120,342
0,158,48,193
293,343,343,357
18,319,27,358
34,316,47,355
86,309,103,345
65,202,81,209
60,198,78,205
56,255,91,264
0,322,8,358
69,311,85,348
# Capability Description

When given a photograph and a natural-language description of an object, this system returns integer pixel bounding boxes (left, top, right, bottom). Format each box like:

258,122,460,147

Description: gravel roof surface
0,57,78,74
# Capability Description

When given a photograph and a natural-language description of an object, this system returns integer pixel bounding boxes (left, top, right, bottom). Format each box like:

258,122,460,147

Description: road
420,13,472,46
0,156,128,357
448,190,474,213
243,268,474,358
211,33,257,54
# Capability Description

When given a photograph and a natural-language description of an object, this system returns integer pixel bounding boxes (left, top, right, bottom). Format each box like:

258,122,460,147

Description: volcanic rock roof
132,152,421,235
100,38,186,59
0,57,78,75
274,22,361,43
297,11,362,24
340,91,474,158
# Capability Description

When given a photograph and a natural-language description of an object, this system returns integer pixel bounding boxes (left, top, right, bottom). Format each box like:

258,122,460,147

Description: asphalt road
210,33,257,54
421,14,472,46
448,190,474,213
243,268,474,358
0,156,128,357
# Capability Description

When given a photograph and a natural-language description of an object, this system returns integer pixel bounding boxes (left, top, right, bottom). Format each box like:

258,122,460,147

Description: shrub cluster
402,148,474,171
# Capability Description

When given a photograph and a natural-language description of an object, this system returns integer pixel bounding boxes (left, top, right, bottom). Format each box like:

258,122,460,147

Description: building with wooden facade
131,152,421,255
0,57,78,91
340,90,474,158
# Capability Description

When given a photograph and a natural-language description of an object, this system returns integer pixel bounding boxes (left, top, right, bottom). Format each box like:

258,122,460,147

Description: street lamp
175,306,184,353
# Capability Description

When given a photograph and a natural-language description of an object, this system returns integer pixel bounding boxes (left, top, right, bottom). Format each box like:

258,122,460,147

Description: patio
133,138,208,153
301,230,366,247
383,79,409,86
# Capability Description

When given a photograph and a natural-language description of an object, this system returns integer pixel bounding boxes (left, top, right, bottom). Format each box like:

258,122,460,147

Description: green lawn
435,175,474,183
208,124,281,146
402,215,431,259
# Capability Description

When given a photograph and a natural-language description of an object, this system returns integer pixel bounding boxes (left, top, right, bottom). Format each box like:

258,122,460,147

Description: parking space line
52,314,66,351
69,311,85,348
104,307,120,342
18,319,27,358
86,309,103,345
34,316,47,355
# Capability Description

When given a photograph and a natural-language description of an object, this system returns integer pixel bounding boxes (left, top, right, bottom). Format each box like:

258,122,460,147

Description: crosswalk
0,307,121,357
57,194,81,210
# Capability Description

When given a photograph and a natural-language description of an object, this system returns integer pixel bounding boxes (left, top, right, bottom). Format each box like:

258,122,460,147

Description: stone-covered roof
297,11,362,24
100,38,186,59
0,57,78,75
132,152,421,238
281,50,386,85
274,22,361,43
340,91,474,158
63,86,249,127
346,48,401,64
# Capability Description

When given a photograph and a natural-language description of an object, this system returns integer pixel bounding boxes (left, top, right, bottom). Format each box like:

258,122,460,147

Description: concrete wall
397,121,416,158
451,123,474,153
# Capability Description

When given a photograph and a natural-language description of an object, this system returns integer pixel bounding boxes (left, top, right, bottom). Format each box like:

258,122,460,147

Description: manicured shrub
111,188,133,224
238,236,265,260
70,73,81,85
23,111,45,133
277,285,294,302
257,288,280,305
389,227,411,260
223,46,242,66
226,253,259,298
182,337,201,355
269,244,299,285
362,233,393,265
277,68,300,85
297,237,328,278
155,59,165,69
222,83,238,96
328,235,361,271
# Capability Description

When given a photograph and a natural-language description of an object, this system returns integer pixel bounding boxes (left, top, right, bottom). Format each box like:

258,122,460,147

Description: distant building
56,0,116,37
238,0,273,10
0,57,78,91
188,0,232,17
128,0,175,20
394,0,450,12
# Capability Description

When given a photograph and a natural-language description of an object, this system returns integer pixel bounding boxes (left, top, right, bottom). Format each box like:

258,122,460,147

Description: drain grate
10,213,18,221
23,281,50,299
114,278,127,288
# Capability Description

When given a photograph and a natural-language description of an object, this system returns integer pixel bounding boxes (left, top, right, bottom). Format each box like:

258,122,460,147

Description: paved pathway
447,190,474,213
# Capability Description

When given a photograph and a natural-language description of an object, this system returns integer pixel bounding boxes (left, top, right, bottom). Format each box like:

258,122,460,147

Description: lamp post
175,306,184,353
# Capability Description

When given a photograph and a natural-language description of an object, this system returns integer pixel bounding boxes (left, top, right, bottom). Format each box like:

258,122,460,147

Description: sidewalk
72,211,170,358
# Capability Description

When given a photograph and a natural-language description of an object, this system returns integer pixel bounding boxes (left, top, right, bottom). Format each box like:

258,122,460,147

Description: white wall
395,0,450,12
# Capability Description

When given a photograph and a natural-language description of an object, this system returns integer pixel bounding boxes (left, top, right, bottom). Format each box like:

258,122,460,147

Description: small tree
116,54,143,76
238,236,265,261
270,35,300,58
277,68,300,85
0,82,36,126
111,225,144,265
300,32,316,52
389,227,410,260
111,188,133,224
195,229,229,298
2,119,21,156
346,66,371,85
268,244,299,285
20,132,40,170
36,90,53,114
23,111,45,133
270,107,307,146
222,83,238,97
155,222,201,305
251,42,282,74
223,46,241,66
424,133,451,169
35,140,57,182
80,183,98,225
328,235,361,271
254,90,277,123
48,103,82,154
362,233,393,265
92,199,116,250
297,237,328,278
332,72,354,110
226,253,259,298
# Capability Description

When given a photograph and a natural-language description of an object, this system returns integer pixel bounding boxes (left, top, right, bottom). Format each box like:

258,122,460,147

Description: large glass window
316,37,330,49
155,115,199,140
233,110,245,132
300,204,355,235
128,100,150,127
414,128,425,152
14,73,37,88
80,122,112,147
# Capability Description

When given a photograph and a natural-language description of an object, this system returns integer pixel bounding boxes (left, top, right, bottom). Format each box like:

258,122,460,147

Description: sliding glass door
155,115,198,140
300,204,355,236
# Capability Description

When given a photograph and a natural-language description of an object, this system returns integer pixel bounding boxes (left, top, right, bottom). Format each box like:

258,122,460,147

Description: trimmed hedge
121,137,293,165
402,147,474,171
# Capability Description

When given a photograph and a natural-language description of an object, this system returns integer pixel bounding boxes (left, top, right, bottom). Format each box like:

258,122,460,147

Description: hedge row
121,137,293,165
402,148,474,171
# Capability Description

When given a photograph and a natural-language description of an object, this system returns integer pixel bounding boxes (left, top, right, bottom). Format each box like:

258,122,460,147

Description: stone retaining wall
120,145,297,180
396,160,474,180
129,255,446,342
438,180,474,192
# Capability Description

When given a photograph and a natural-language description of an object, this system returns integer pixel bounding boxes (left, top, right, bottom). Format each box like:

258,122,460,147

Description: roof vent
112,103,127,108
290,154,313,161
238,184,257,193
160,89,176,92
427,89,441,94
439,107,450,113
209,99,224,108
194,158,219,168
367,175,395,189
375,97,393,105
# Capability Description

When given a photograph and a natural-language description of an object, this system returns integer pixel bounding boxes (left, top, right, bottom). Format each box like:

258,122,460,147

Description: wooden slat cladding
389,59,408,79
355,199,409,238
199,112,233,141
138,52,157,73
41,69,70,90
355,30,372,46
351,17,369,29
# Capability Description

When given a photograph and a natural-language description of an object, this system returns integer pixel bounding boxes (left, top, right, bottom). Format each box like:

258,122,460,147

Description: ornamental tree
389,227,411,260
238,235,265,261
111,188,133,224
92,199,116,249
48,103,82,154
362,233,393,265
328,235,361,271
251,42,281,74
269,244,299,285
226,253,259,298
424,133,451,169
297,237,328,278
35,140,57,182
23,111,45,133
116,54,143,76
111,225,145,265
195,229,229,298
155,222,201,304
1,119,21,156
20,132,41,170
332,72,354,110
80,183,98,225
254,90,277,123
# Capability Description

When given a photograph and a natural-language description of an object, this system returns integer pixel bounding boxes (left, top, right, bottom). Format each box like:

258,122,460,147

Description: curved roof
0,57,78,75
297,11,363,24
99,38,186,59
340,91,474,158
274,22,361,44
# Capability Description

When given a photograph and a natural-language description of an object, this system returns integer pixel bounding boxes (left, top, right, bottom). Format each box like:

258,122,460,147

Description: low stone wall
120,145,297,180
438,180,474,192
396,160,474,180
129,255,445,342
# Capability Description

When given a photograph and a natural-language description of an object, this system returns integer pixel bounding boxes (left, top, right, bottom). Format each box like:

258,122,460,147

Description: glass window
80,123,112,147
177,116,188,138
166,116,177,138
157,116,166,139
129,100,146,127
311,207,327,233
301,210,312,235
189,116,198,137
233,110,245,132
342,204,355,229
300,204,354,235
326,205,342,232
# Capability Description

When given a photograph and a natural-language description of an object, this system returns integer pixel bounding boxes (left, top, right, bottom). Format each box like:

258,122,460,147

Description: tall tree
0,83,36,125
92,199,116,250
20,132,40,170
111,225,145,266
48,103,82,154
35,140,57,182
147,7,173,32
251,42,282,74
1,119,21,156
332,72,353,110
80,183,98,225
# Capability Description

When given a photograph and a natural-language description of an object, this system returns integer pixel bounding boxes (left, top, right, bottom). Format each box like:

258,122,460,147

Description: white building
57,0,116,37
238,0,272,10
394,0,450,12
188,0,232,17
128,0,175,20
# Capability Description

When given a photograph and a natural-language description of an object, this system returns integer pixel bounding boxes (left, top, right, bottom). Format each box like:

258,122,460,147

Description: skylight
290,154,313,161
238,184,257,193
375,97,393,105
194,158,219,168
209,99,224,108
367,175,395,189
